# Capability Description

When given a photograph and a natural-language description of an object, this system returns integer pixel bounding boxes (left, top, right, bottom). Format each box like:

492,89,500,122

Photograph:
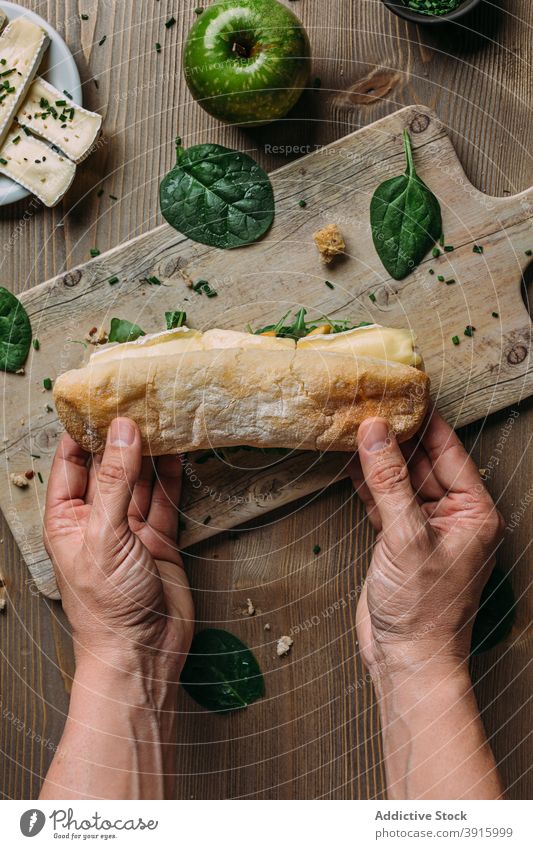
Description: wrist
74,649,181,708
370,652,471,703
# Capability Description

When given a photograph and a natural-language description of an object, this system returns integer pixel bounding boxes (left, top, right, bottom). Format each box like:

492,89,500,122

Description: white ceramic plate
0,1,81,205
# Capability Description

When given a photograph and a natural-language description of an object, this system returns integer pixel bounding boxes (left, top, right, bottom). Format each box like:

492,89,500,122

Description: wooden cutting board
2,104,532,599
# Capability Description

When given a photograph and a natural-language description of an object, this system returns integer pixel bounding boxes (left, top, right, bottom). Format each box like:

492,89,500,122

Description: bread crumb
10,472,29,489
246,598,255,616
0,585,6,612
15,367,25,375
264,623,271,631
313,223,345,264
276,635,293,657
85,326,109,345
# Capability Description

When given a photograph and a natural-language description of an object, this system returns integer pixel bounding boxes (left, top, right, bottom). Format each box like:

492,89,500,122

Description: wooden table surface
1,0,532,800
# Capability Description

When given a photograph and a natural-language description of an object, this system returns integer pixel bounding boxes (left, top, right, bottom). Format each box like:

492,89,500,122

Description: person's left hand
44,418,194,679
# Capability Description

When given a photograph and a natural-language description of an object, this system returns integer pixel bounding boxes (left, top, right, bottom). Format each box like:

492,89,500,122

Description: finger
128,457,155,522
46,434,90,511
421,408,487,495
89,418,142,537
348,456,382,531
147,455,183,541
401,438,444,502
357,418,423,533
85,454,102,504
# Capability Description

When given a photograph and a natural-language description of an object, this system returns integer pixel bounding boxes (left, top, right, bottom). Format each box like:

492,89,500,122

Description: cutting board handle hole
520,264,533,322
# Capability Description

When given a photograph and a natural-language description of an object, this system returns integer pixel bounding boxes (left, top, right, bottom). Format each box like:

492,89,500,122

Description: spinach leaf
165,310,187,330
108,318,145,343
253,307,372,340
160,140,275,249
181,628,264,713
471,568,516,655
370,130,442,280
0,287,32,372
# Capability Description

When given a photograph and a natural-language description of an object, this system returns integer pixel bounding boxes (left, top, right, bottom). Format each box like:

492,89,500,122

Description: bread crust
54,345,430,455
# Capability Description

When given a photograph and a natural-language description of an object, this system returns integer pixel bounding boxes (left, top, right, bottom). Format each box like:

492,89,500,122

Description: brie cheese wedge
16,77,102,163
0,127,75,206
0,18,49,148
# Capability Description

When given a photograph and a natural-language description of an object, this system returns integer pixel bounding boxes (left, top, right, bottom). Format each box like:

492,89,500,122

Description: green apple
183,0,311,126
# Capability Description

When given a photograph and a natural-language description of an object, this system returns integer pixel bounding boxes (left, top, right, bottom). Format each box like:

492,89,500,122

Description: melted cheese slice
297,325,422,367
90,324,421,368
0,127,75,206
17,78,102,163
0,18,49,148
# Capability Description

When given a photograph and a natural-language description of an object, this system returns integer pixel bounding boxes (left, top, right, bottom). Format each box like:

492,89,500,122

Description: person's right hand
350,409,505,677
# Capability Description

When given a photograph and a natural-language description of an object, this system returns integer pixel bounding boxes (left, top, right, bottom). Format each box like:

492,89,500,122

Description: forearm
373,660,504,800
40,658,178,800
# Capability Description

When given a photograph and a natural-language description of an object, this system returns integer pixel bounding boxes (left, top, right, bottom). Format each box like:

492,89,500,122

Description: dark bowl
382,0,481,25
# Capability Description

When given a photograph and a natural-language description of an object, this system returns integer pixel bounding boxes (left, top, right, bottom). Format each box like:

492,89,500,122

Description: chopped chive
108,276,119,285
464,325,476,337
369,292,377,303
525,249,533,257
444,245,454,252
0,59,5,65
313,77,322,88
32,339,40,350
90,248,100,257
30,454,41,459
98,35,107,46
37,472,43,484
45,404,53,413
55,99,67,107
492,311,499,318
0,158,7,165
451,335,460,346
0,68,15,78
203,514,212,525
439,233,445,246
445,278,456,285
12,135,20,145
428,268,434,275
109,194,118,200
194,6,204,13
97,188,104,197
147,275,161,285
63,89,73,99
437,275,445,282
325,280,334,289
155,42,162,53
432,247,441,258
81,13,89,20
313,544,321,555
23,126,31,136
473,244,483,254
165,16,176,28
298,199,307,208
43,378,53,390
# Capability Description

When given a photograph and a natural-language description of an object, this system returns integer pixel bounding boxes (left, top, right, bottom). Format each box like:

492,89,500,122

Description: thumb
357,418,421,533
90,418,142,537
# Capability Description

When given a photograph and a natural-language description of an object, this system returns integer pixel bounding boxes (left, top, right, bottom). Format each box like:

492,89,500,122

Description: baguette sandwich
54,315,430,455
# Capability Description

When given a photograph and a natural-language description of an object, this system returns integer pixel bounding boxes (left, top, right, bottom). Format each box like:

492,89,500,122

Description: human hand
44,418,194,680
350,409,504,677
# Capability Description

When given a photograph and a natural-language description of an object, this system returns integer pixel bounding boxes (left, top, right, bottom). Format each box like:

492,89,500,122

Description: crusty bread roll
54,326,430,455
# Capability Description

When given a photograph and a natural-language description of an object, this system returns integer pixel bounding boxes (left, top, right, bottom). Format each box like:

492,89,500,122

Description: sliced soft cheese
0,127,75,206
91,327,294,365
17,77,102,163
90,325,423,370
297,325,422,367
0,18,49,149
